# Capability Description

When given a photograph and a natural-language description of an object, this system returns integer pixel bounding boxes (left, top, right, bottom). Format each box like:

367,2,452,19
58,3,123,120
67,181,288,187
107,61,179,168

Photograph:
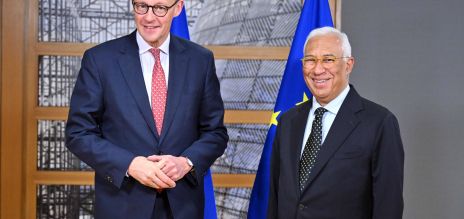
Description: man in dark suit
65,0,228,218
267,27,404,219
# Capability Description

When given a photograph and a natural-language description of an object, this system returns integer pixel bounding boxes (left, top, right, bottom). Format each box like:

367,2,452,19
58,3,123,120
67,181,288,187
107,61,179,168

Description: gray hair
303,26,352,57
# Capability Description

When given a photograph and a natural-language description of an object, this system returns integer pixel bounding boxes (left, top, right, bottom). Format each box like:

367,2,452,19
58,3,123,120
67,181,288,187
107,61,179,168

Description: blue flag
247,0,333,218
171,7,218,219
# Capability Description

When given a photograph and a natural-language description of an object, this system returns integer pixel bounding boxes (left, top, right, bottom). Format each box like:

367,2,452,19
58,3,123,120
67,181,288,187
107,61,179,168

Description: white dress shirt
300,85,350,157
136,31,170,106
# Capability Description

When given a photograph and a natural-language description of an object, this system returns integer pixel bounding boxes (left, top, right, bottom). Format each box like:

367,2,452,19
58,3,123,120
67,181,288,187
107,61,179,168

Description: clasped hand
127,155,192,189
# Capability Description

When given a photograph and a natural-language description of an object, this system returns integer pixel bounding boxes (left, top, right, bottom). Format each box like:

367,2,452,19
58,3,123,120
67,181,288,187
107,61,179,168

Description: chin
310,87,328,96
313,91,330,100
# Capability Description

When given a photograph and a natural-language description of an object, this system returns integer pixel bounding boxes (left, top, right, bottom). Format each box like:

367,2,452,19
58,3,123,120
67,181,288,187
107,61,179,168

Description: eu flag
247,0,333,218
171,7,218,219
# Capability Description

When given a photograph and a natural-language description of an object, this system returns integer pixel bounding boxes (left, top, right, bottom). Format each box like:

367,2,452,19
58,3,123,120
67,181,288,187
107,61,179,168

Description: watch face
186,158,193,167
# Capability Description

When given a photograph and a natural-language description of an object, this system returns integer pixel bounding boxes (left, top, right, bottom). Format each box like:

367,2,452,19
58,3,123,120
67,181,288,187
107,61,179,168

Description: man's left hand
147,155,192,181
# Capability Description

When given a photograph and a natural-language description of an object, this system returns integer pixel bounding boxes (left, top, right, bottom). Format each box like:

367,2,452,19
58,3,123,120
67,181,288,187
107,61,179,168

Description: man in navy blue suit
65,0,228,218
267,27,404,219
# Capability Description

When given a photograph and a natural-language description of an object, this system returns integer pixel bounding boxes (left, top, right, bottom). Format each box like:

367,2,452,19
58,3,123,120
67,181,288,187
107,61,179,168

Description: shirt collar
312,85,350,115
136,31,170,55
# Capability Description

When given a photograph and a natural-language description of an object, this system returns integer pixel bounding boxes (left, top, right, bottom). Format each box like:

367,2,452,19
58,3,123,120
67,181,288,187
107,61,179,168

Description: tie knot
150,48,161,59
314,107,327,118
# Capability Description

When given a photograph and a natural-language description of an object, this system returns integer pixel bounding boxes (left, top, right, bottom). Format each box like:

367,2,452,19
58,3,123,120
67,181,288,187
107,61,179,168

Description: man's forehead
306,36,342,52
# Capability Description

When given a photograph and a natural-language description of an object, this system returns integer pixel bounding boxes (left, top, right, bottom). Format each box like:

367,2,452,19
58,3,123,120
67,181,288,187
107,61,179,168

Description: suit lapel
302,87,363,192
159,36,189,145
289,102,312,196
117,31,158,140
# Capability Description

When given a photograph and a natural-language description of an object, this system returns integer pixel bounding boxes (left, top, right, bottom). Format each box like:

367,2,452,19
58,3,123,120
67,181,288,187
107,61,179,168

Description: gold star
296,93,309,105
270,111,281,126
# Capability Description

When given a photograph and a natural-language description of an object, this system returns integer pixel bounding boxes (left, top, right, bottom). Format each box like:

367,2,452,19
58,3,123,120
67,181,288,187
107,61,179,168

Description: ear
173,0,184,17
345,57,355,76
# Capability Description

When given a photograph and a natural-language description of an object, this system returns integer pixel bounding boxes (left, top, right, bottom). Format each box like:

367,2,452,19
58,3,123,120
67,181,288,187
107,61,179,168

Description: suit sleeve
372,113,404,218
267,123,281,219
65,50,135,189
180,51,228,182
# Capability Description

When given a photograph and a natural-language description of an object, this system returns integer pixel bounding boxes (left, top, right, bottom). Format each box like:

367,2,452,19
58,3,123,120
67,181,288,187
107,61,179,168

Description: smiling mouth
144,25,160,29
314,79,329,83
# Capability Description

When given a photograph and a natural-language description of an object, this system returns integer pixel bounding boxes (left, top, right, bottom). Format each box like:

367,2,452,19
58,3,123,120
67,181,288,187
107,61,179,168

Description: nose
313,60,326,74
144,9,158,21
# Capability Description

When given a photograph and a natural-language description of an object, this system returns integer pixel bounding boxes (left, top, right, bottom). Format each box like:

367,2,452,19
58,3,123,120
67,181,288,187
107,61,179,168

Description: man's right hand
127,156,176,189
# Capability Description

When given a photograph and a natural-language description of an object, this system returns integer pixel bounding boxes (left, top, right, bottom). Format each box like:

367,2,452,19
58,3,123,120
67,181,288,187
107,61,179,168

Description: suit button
299,204,305,210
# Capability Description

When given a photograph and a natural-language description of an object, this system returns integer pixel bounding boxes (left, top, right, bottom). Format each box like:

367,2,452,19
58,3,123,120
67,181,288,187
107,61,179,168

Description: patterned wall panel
213,124,268,174
39,0,134,42
218,60,285,110
38,56,80,107
38,120,91,170
215,188,251,219
37,185,94,219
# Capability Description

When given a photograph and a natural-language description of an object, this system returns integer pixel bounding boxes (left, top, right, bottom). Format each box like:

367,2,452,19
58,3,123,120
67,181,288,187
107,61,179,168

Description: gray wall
342,0,464,218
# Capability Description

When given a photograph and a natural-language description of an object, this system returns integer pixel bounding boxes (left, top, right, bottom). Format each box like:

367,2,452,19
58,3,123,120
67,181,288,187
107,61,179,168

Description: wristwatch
185,157,194,173
186,157,194,168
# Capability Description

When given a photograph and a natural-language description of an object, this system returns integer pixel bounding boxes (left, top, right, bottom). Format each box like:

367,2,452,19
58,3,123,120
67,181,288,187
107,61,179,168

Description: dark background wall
342,0,464,218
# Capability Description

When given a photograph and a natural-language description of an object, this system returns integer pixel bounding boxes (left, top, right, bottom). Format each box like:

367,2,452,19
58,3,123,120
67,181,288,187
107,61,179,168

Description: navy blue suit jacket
268,86,404,219
65,31,228,219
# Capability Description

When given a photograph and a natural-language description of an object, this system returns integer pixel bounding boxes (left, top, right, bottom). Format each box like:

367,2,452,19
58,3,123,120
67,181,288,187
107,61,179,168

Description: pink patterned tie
150,48,167,135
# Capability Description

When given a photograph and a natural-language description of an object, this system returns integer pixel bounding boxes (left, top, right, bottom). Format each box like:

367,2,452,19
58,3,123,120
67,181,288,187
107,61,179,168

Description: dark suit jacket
65,31,228,219
268,85,404,219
